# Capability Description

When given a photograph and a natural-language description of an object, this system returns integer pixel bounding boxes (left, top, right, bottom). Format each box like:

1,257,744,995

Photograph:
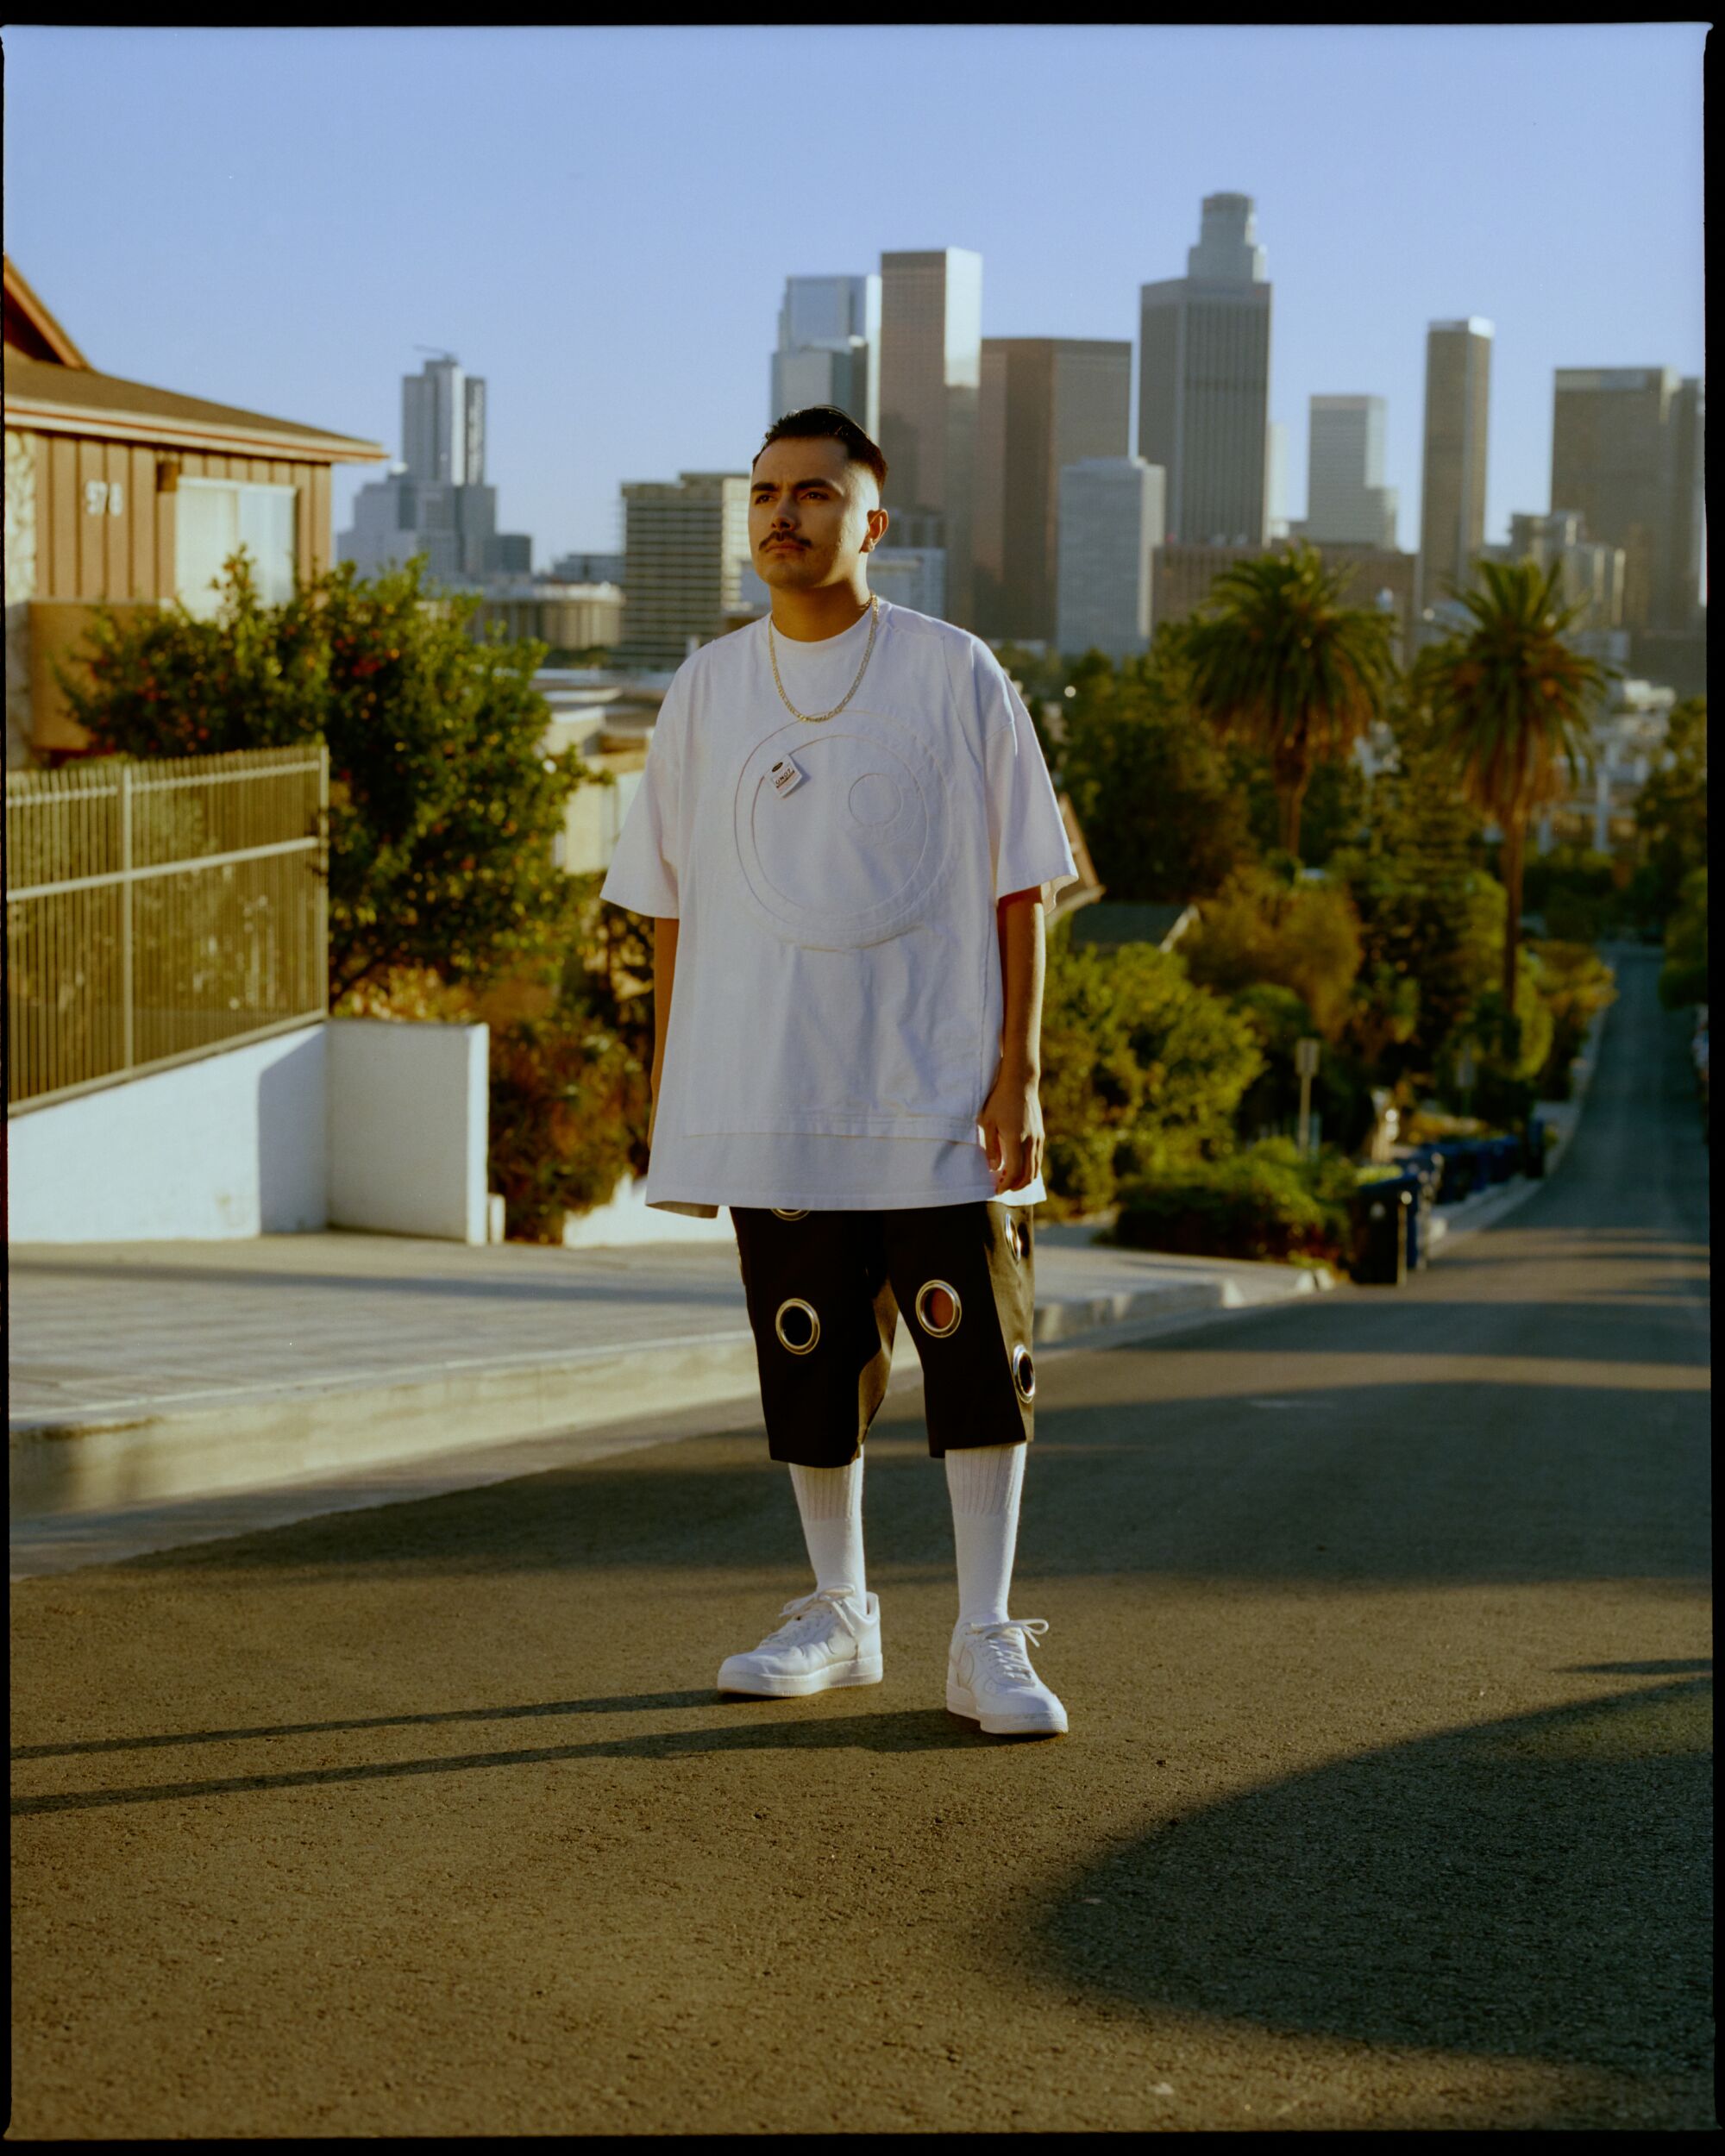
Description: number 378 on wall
83,480,125,517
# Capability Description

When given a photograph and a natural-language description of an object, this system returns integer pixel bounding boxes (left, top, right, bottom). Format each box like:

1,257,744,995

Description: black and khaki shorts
729,1201,1038,1468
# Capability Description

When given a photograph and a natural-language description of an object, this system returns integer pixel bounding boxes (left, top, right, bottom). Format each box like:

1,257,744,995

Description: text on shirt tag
769,753,807,799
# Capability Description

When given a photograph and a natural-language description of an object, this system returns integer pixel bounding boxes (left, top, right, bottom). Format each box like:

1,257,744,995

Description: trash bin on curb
1350,1179,1410,1285
1433,1140,1474,1202
1522,1115,1546,1178
1486,1135,1517,1184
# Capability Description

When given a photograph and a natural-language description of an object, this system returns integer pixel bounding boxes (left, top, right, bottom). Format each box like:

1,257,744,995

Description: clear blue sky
4,24,1706,568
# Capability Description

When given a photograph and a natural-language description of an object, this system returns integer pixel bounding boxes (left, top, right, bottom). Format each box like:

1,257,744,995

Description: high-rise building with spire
339,352,532,583
1137,194,1272,547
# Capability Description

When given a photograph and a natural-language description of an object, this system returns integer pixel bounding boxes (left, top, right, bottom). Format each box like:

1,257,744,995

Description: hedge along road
9,946,1710,2135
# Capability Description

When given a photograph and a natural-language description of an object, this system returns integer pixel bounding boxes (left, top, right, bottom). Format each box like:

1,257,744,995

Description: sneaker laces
960,1617,1049,1683
757,1585,867,1650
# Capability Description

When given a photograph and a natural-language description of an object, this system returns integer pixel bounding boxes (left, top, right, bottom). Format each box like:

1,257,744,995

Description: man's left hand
979,1065,1045,1194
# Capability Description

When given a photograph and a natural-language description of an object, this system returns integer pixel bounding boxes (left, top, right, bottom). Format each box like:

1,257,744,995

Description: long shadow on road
1036,1662,1712,2088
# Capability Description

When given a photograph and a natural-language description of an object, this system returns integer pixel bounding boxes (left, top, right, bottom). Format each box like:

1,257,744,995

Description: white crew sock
787,1457,867,1608
944,1442,1026,1629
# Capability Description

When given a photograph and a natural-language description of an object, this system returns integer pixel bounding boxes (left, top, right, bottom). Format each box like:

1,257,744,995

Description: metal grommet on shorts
770,1207,810,1220
774,1296,820,1354
913,1278,963,1338
1011,1341,1036,1401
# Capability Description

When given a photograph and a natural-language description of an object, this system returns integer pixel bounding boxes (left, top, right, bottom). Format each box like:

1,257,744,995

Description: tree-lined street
9,944,1709,2134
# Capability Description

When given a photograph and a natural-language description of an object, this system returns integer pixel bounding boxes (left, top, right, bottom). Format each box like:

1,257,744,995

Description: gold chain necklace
768,594,880,724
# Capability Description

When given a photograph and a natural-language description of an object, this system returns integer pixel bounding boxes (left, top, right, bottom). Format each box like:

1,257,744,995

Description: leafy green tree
1051,627,1253,899
54,550,599,1004
1038,915,1264,1215
1631,695,1708,929
1412,556,1607,1048
1331,696,1496,1083
1527,939,1617,1097
1177,862,1364,1041
1521,845,1624,943
1178,543,1398,862
1659,866,1709,1008
1223,738,1371,870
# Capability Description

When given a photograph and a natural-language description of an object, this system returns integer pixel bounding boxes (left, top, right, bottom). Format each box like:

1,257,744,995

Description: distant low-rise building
457,579,622,652
1503,509,1626,630
1152,537,1416,666
548,549,625,586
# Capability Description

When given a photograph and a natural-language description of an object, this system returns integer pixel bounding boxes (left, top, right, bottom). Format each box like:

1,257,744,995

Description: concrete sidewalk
9,1219,1340,1557
8,1093,1579,1578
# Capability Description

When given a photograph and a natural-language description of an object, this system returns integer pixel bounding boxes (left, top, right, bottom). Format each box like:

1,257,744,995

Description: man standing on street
599,406,1079,1737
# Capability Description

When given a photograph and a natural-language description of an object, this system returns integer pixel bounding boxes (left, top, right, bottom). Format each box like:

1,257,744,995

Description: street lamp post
1295,1036,1320,1156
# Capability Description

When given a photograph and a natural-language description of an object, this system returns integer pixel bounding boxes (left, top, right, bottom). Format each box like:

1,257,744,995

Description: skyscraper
877,248,982,628
1056,457,1165,661
973,338,1131,641
617,471,750,670
1417,319,1492,624
339,352,531,583
1551,367,1706,631
769,274,881,438
402,354,486,486
1303,396,1399,549
1137,194,1272,547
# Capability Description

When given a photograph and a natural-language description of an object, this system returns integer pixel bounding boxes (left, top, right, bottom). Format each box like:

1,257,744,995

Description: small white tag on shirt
769,753,806,799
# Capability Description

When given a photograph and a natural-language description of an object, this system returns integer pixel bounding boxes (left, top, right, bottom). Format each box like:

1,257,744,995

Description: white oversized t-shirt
599,598,1080,1215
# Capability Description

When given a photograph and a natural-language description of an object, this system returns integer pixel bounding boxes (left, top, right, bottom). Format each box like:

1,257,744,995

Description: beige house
3,255,387,768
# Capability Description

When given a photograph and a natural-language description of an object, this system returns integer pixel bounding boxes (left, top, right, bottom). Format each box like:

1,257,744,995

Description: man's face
749,435,886,590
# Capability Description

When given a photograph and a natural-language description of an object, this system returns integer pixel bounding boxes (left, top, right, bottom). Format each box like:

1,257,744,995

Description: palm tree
1180,544,1399,864
1413,555,1608,1040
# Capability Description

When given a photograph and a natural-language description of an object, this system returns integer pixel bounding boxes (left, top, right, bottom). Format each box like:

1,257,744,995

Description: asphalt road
9,945,1711,2135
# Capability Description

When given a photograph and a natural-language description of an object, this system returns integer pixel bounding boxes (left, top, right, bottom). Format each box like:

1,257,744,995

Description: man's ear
861,505,889,553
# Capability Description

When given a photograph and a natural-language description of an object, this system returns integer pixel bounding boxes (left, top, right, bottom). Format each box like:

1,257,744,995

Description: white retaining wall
8,1018,491,1244
326,1018,490,1244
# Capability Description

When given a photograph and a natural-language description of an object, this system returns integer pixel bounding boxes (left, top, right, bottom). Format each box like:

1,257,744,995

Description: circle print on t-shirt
733,712,953,950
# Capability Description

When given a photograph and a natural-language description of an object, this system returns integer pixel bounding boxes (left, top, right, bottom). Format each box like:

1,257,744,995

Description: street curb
9,1270,1324,1524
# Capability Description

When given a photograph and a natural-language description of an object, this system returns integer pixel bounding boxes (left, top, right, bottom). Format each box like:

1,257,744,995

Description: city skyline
3,24,1704,567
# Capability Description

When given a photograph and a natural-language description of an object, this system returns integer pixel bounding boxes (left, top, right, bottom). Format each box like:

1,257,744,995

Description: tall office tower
769,274,881,438
1551,367,1706,631
1137,193,1273,548
1417,319,1492,622
1055,457,1166,661
973,338,1131,641
1508,510,1626,630
877,248,983,627
1304,396,1399,548
402,354,486,485
1669,376,1705,625
616,472,751,670
340,352,530,582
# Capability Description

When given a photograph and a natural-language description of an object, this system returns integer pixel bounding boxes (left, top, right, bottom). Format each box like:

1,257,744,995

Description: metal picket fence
6,744,328,1112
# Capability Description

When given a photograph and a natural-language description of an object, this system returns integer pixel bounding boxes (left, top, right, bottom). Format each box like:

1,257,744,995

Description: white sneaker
717,1586,882,1697
947,1616,1068,1736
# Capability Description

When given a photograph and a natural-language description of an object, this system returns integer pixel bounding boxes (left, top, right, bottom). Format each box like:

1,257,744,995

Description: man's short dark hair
754,406,888,496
